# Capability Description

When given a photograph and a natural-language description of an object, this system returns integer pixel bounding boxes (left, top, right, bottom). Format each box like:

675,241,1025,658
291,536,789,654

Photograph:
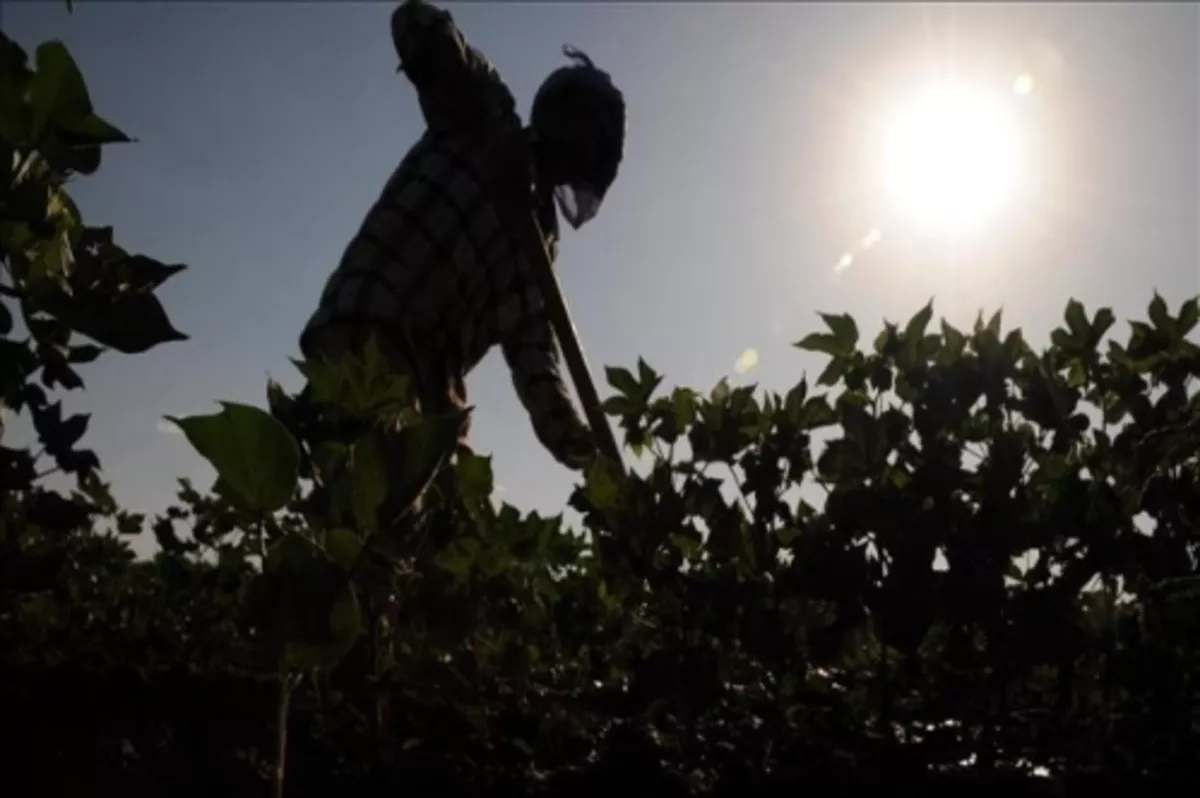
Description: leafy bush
3,10,1199,798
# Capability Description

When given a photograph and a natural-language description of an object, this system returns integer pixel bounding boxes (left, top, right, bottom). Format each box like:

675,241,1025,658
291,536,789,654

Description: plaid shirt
300,0,594,470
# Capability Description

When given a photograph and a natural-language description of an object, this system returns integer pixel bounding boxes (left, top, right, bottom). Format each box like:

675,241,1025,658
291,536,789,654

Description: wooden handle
523,214,625,473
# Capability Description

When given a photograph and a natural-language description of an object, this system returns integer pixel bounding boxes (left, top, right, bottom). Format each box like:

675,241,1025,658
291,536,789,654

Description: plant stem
273,671,292,798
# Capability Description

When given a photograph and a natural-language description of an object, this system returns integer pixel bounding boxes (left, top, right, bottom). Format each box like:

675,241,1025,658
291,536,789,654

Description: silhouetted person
300,0,626,474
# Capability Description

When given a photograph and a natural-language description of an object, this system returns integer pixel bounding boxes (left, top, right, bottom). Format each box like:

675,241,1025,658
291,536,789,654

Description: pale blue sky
5,2,1197,554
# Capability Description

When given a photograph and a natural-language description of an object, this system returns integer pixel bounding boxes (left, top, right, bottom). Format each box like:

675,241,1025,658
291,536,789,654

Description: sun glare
883,83,1022,236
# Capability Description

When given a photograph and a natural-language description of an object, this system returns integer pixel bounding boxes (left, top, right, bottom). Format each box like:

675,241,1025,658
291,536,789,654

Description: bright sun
883,82,1022,236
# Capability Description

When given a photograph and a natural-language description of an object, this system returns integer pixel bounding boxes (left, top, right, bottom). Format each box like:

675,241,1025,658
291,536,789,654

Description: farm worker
298,0,626,484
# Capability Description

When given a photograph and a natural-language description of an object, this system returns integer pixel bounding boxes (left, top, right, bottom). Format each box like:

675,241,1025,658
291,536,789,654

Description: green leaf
325,528,363,571
28,42,93,139
0,35,32,142
775,527,801,546
1148,292,1170,332
940,319,965,360
213,477,256,514
800,396,837,429
67,344,103,364
904,299,934,344
0,221,33,258
455,452,494,502
256,534,363,670
1064,299,1088,339
1092,307,1116,342
671,387,698,428
533,572,559,602
794,332,843,358
292,334,411,417
710,377,731,404
636,357,662,398
435,537,480,578
351,432,388,532
381,411,468,522
1003,329,1030,361
44,289,188,354
670,533,702,557
820,312,859,352
816,357,847,387
165,402,300,513
873,324,899,358
30,227,74,282
349,334,411,413
292,356,346,407
285,586,362,670
986,309,1003,336
58,112,131,147
265,377,296,427
782,380,808,423
583,456,621,511
601,395,639,416
1178,297,1199,336
605,366,639,398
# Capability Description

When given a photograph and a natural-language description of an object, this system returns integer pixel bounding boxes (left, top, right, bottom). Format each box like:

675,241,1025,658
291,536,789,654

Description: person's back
300,0,626,471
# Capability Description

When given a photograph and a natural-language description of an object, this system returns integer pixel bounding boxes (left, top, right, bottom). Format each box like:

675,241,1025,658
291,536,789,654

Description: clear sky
5,2,1197,556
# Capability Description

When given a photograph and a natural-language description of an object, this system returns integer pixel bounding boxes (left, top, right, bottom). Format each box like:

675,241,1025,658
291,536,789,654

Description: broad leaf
455,451,495,502
28,42,92,139
1092,307,1116,342
583,455,621,511
904,299,934,344
255,535,362,670
325,528,363,572
44,289,188,354
351,431,388,532
1148,292,1170,332
819,312,859,352
166,402,300,513
605,366,639,399
795,332,843,358
1178,297,1198,337
380,411,468,523
1064,299,1088,339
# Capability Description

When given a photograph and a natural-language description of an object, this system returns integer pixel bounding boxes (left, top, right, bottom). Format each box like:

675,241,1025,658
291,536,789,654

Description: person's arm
390,0,517,133
500,305,597,472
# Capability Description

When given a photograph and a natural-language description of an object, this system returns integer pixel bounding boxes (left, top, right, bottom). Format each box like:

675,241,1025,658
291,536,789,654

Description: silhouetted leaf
325,528,362,572
605,366,639,398
455,451,494,502
1064,299,1088,339
256,534,362,670
820,312,859,352
66,344,103,364
293,334,410,416
27,41,92,138
905,299,934,344
46,290,188,354
1178,297,1199,336
380,411,467,523
1092,307,1116,342
1148,292,1169,332
795,332,842,358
